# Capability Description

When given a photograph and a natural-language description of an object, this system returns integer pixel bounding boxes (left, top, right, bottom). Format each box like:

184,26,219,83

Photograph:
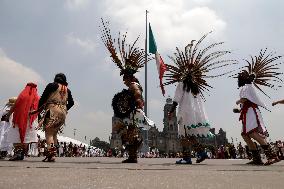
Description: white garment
239,84,267,134
123,82,154,130
173,82,213,138
59,145,63,157
6,122,38,144
0,105,13,151
242,108,267,134
123,109,154,129
239,84,267,109
28,142,38,156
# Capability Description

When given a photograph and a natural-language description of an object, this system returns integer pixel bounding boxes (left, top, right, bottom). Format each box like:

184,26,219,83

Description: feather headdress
100,18,151,76
233,48,283,97
164,32,237,98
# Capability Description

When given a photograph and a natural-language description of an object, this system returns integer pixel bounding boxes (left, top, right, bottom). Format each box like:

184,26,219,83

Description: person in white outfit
233,49,282,165
0,97,16,159
1,83,39,161
166,33,236,164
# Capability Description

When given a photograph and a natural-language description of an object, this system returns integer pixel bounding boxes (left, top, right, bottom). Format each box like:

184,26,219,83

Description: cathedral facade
110,97,228,153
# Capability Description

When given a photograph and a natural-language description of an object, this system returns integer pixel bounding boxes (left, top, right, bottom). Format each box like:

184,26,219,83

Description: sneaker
122,159,138,163
264,157,281,166
9,153,24,161
196,151,207,163
176,158,192,164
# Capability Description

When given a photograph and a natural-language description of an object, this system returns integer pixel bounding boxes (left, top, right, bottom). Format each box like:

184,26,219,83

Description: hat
54,73,68,85
100,19,150,78
164,32,236,99
6,97,17,106
233,48,283,97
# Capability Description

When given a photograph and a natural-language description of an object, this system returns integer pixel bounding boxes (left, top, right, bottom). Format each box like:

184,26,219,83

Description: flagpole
145,10,148,117
144,10,149,153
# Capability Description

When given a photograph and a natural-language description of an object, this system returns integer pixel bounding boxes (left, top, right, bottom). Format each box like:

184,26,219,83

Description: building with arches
110,97,228,153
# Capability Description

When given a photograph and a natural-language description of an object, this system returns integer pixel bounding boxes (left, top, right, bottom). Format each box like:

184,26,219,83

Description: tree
90,137,110,152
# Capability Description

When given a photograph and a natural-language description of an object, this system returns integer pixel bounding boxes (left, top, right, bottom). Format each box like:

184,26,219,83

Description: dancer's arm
236,98,247,105
129,83,144,109
67,89,74,110
233,108,241,113
272,99,284,106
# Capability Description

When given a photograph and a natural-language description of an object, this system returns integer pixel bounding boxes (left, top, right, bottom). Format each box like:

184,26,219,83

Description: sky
0,0,284,145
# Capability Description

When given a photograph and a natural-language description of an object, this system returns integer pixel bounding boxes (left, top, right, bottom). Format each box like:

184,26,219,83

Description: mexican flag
149,23,167,96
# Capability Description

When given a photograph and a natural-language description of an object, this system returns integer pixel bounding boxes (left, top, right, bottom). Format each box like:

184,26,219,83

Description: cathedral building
110,97,228,153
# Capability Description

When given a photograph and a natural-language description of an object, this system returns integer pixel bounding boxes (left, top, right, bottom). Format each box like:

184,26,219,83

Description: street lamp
73,129,77,139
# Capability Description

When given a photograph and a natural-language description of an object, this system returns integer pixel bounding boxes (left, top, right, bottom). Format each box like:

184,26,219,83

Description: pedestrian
36,73,74,162
1,83,39,161
166,33,235,164
100,19,153,163
233,49,281,165
0,97,17,159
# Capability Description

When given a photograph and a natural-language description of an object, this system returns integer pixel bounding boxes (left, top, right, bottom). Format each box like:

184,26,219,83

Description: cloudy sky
1,0,284,144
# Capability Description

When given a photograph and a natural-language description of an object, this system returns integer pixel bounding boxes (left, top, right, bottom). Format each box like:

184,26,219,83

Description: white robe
173,82,213,138
0,105,13,152
5,113,38,144
6,123,38,144
239,84,267,135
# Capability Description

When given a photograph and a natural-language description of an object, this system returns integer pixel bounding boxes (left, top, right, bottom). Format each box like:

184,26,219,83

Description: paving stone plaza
0,157,283,189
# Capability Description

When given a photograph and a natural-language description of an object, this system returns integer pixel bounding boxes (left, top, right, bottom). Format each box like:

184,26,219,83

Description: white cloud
66,32,97,54
0,48,45,93
192,0,212,4
103,0,226,53
64,0,90,11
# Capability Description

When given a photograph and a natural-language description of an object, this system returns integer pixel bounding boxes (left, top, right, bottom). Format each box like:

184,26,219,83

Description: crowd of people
106,141,284,161
37,139,105,158
215,142,284,160
1,135,105,159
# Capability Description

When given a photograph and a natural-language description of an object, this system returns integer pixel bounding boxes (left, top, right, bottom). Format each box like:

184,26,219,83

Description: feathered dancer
100,19,154,163
233,48,283,97
166,32,237,164
234,48,283,166
100,18,152,76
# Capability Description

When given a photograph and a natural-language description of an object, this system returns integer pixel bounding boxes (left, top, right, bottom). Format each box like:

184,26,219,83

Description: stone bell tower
163,97,180,153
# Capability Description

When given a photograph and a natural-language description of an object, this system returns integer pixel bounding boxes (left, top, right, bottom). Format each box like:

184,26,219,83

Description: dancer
100,19,153,163
166,33,236,164
233,48,282,165
36,73,74,162
0,97,17,159
1,83,39,161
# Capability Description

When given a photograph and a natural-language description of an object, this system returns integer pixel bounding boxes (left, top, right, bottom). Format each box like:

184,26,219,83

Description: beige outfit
42,84,68,132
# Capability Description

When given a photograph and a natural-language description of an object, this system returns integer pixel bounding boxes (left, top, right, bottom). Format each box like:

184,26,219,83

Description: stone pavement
0,157,284,189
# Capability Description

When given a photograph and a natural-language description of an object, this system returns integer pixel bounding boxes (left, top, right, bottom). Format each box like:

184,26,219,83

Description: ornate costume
1,83,39,161
173,82,213,138
38,73,74,162
164,33,236,164
239,84,267,136
233,48,282,165
100,19,153,163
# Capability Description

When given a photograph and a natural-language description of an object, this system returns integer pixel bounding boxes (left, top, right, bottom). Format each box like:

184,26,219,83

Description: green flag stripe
149,23,157,54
